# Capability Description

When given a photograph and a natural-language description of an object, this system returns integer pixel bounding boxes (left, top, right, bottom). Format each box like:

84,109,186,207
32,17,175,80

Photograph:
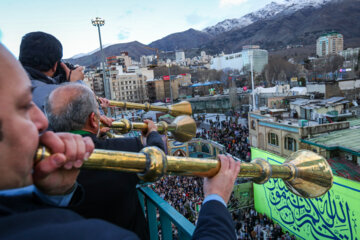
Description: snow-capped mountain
71,44,113,59
203,0,334,35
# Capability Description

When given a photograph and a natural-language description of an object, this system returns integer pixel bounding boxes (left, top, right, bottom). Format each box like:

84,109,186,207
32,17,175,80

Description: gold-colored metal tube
148,105,169,112
35,146,333,198
166,123,177,132
34,147,297,178
108,100,168,112
238,163,264,178
105,99,192,117
271,165,292,179
131,122,147,131
35,147,147,173
106,115,196,142
111,121,126,129
166,155,220,177
108,101,145,110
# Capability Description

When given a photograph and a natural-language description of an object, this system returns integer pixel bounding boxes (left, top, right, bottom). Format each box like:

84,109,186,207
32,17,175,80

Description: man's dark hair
19,32,63,72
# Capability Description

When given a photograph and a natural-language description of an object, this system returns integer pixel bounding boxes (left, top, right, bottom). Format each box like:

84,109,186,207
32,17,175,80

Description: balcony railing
137,186,195,240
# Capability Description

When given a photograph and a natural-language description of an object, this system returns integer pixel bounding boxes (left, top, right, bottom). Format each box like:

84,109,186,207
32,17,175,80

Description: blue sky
0,0,272,58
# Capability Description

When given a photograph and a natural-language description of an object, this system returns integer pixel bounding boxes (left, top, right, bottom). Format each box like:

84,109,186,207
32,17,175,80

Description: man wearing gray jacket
19,31,84,112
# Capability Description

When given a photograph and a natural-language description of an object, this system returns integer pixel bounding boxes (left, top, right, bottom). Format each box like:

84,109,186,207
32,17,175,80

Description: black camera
54,61,77,83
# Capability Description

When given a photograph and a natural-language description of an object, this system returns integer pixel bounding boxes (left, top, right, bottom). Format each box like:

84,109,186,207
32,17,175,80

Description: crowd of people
153,176,204,223
232,208,295,240
196,114,251,161
153,175,295,239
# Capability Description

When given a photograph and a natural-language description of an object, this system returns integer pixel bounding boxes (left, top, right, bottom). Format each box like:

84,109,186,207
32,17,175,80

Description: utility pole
250,51,256,111
91,17,110,100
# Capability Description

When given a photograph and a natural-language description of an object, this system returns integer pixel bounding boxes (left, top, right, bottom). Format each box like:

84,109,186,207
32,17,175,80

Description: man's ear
51,62,58,73
89,112,98,128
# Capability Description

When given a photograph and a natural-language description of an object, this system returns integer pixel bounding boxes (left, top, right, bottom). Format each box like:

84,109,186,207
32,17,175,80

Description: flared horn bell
282,150,333,198
168,101,192,117
167,115,197,142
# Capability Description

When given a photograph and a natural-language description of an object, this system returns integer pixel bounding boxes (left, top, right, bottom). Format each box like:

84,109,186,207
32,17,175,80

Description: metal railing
137,186,195,240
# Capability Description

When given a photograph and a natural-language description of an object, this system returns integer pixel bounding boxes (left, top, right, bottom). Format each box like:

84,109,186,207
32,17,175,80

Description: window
285,136,297,151
251,120,256,130
201,144,210,153
268,132,279,146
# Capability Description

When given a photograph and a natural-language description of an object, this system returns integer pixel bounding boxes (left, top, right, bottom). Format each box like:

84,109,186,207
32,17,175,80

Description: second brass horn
35,147,333,198
106,115,196,142
107,100,192,117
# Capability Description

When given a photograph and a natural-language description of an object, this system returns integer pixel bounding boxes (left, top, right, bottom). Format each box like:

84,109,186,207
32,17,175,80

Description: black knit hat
19,32,63,71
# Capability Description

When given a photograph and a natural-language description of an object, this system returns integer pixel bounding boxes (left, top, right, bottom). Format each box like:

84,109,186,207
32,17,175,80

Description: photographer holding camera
19,31,85,112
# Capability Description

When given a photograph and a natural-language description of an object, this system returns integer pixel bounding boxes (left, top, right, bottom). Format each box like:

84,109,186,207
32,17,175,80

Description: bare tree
262,55,298,84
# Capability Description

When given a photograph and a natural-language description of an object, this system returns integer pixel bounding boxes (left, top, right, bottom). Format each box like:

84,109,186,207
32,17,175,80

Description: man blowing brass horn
44,83,165,239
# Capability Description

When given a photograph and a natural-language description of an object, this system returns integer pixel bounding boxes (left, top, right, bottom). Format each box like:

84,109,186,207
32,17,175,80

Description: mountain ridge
67,0,360,67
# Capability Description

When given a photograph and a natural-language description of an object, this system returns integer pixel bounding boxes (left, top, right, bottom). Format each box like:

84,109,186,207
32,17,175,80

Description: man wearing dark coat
45,83,164,239
18,31,85,112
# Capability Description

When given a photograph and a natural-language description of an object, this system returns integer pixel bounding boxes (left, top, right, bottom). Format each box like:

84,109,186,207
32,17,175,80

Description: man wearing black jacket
45,83,164,239
19,31,85,112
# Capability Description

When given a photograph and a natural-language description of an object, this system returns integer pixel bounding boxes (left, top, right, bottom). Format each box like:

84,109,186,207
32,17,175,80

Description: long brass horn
107,100,192,117
106,115,196,142
35,147,333,198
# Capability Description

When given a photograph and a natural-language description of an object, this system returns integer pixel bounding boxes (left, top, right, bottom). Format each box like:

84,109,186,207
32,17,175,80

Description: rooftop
302,127,360,156
290,97,349,108
327,158,360,182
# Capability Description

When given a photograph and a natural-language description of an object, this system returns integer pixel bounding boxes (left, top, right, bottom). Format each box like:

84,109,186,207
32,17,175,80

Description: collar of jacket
69,130,92,136
23,66,57,85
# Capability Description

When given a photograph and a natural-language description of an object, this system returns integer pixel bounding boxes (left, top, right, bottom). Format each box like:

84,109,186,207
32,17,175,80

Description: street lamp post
91,17,110,100
250,51,256,111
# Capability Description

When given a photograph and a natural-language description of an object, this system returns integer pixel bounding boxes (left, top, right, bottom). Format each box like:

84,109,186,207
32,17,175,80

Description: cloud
117,29,130,40
219,0,248,7
0,29,2,42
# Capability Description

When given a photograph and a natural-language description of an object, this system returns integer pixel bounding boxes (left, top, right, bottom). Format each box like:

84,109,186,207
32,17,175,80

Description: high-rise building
84,68,106,97
175,50,185,63
316,32,344,57
210,45,268,73
107,65,152,103
107,52,132,71
140,55,148,67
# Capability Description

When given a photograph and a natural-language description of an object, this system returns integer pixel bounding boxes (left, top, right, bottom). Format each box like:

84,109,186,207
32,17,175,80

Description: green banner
252,148,360,240
233,182,254,207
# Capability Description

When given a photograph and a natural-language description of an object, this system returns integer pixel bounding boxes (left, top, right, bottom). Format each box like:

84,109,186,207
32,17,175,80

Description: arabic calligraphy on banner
252,148,360,240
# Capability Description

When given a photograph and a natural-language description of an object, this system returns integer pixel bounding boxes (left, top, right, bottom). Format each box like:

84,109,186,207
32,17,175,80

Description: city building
339,47,360,59
175,50,185,64
108,65,152,102
300,118,360,169
306,79,360,103
84,68,105,97
316,32,344,57
147,74,191,102
249,85,307,110
248,108,352,158
188,93,250,114
210,45,268,74
107,52,132,71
